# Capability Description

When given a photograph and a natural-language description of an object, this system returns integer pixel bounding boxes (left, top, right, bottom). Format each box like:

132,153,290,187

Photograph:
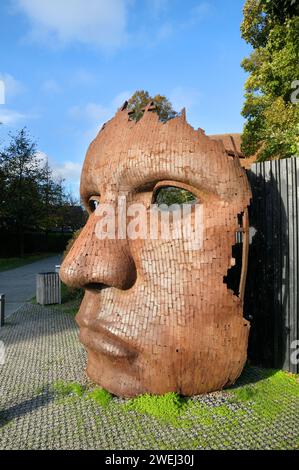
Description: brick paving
0,304,298,450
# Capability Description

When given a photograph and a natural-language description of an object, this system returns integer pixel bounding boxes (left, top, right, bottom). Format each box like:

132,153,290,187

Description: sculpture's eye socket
153,186,197,208
88,197,100,213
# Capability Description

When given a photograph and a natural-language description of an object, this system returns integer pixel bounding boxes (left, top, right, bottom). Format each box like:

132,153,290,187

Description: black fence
246,156,299,373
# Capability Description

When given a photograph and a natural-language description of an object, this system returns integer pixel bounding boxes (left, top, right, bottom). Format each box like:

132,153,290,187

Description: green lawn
0,253,56,272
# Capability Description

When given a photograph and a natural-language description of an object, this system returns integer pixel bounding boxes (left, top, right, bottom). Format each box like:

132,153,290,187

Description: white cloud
69,103,111,123
0,108,28,125
71,69,96,85
69,90,131,137
42,79,61,94
52,160,82,182
0,74,27,125
182,2,212,29
0,73,25,99
0,81,5,105
155,22,173,42
34,150,48,166
66,90,131,152
111,90,132,109
35,150,82,189
131,2,211,49
14,0,129,50
147,0,170,16
169,86,201,112
0,72,36,126
192,2,211,19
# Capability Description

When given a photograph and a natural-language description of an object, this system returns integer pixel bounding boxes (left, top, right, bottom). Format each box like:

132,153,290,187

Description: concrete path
0,255,61,317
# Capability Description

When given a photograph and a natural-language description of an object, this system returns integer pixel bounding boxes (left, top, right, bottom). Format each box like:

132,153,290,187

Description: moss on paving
125,392,188,426
1,305,298,450
53,380,85,398
52,381,113,408
85,388,113,408
50,368,299,449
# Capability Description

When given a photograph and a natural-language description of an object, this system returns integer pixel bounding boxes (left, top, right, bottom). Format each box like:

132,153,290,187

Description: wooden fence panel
246,156,298,373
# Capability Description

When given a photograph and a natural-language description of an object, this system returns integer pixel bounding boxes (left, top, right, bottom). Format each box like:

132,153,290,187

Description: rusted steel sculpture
60,103,252,397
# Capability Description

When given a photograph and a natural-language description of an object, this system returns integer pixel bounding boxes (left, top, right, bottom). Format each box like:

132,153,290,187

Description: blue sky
0,0,251,198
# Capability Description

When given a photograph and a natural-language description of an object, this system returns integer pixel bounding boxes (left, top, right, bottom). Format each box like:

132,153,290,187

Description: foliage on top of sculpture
127,90,177,122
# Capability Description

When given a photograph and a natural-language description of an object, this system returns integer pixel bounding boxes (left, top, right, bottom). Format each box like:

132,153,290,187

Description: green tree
241,0,299,161
0,129,47,255
56,192,88,233
0,128,85,256
127,90,177,122
39,163,66,247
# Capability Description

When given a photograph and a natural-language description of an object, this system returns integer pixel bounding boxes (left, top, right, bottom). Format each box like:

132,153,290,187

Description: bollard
0,294,5,327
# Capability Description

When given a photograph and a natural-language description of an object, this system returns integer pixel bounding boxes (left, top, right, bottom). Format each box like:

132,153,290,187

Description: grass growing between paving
50,368,299,449
45,288,299,449
2,303,297,449
53,283,84,316
52,381,113,407
0,253,55,272
32,282,84,316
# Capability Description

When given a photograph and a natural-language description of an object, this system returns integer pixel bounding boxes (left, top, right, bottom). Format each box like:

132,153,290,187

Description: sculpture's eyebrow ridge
80,149,224,201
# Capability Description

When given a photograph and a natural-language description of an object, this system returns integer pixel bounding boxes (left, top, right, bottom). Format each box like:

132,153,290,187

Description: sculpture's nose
60,213,136,291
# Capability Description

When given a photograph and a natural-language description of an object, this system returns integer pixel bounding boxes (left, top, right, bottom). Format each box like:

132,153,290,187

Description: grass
227,369,299,420
125,392,187,426
48,368,299,449
32,282,84,316
51,294,299,448
52,381,113,407
53,380,85,398
85,388,113,408
0,253,56,272
54,283,84,316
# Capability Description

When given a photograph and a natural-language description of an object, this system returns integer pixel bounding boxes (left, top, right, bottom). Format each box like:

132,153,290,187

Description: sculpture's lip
79,324,138,359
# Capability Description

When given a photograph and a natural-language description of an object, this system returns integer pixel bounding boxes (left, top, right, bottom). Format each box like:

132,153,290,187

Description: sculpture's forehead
80,110,251,203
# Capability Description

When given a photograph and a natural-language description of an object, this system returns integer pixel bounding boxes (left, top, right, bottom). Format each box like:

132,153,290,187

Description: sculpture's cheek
82,316,250,397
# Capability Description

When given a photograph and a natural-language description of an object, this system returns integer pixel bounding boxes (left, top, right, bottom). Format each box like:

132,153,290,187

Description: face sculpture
60,103,252,397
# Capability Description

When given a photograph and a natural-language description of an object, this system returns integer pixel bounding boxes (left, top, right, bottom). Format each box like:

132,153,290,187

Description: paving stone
0,304,298,450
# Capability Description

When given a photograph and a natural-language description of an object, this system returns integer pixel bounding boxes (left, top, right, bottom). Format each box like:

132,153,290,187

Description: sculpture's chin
85,349,144,398
81,316,251,398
